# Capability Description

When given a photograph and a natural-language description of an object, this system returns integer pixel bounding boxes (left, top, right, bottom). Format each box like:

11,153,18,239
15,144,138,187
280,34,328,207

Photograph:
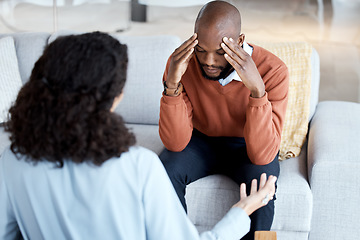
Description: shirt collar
218,41,253,86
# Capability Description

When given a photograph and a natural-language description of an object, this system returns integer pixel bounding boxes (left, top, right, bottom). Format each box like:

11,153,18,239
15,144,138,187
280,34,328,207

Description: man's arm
222,37,289,165
159,88,194,151
159,35,198,152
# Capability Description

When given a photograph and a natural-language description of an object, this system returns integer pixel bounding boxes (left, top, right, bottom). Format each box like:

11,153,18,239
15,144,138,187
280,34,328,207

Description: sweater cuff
162,93,183,105
248,92,269,107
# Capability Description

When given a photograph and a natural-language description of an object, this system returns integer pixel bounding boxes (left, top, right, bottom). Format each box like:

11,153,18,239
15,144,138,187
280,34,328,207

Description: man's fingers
174,33,198,56
222,37,248,59
173,39,198,63
221,42,244,67
178,47,195,64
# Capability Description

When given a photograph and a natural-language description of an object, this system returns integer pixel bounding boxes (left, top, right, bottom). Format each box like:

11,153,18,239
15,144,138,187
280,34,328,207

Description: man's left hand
221,37,265,98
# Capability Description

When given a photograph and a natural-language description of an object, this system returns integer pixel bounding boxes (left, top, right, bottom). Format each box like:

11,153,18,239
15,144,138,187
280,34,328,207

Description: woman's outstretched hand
232,173,277,216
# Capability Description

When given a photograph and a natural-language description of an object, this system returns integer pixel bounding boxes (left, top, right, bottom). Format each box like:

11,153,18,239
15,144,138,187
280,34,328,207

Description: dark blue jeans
159,129,280,240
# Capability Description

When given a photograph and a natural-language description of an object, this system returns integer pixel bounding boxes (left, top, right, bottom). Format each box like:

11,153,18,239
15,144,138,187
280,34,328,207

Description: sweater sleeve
159,57,193,152
243,65,289,165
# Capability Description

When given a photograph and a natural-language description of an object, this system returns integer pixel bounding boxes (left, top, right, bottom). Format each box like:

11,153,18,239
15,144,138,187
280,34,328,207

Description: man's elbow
159,134,190,153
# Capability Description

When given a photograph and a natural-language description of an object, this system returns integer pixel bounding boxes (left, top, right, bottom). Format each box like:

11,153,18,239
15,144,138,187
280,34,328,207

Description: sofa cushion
114,35,181,125
185,143,312,238
0,32,50,84
308,101,360,240
0,36,23,123
256,42,314,160
271,142,312,235
125,123,164,155
48,32,181,125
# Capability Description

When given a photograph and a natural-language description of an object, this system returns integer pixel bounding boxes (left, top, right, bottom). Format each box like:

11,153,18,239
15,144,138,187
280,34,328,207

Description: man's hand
232,173,277,216
166,34,198,89
221,37,265,98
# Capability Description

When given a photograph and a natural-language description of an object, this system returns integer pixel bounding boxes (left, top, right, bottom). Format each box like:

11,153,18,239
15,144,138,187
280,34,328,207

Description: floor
0,0,359,103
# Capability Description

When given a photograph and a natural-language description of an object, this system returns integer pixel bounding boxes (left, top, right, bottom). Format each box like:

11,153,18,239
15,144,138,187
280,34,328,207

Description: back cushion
0,32,50,84
49,32,181,125
113,35,181,125
0,37,22,123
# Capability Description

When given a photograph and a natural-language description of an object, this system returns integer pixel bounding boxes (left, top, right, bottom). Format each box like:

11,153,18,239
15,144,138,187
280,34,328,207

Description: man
159,1,289,239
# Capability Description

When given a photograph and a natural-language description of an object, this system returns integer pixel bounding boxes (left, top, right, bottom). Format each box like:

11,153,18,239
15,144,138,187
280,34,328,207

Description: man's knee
159,149,187,180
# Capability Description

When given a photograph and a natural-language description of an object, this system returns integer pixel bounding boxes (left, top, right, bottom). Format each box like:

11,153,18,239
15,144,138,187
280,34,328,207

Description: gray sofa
0,32,359,240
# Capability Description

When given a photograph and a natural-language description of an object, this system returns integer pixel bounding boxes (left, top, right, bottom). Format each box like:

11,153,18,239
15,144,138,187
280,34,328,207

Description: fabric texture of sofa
0,32,359,240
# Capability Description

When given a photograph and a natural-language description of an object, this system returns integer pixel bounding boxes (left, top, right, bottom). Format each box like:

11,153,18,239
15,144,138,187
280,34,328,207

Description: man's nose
204,53,216,66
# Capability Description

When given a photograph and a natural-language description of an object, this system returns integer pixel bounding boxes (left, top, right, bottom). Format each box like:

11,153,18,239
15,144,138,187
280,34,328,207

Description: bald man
159,1,289,239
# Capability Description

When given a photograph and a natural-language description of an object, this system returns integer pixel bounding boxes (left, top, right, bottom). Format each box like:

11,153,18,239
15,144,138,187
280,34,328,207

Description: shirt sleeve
244,64,289,165
158,57,194,152
140,150,251,240
0,149,21,240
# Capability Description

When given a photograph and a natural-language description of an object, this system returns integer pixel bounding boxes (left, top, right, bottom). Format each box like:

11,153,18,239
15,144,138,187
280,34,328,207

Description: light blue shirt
0,146,250,240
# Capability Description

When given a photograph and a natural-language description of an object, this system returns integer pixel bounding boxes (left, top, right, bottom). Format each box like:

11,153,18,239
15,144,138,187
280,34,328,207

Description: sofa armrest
307,101,360,240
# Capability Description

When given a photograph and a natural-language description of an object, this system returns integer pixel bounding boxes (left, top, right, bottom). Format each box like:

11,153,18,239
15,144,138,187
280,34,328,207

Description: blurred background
0,0,359,103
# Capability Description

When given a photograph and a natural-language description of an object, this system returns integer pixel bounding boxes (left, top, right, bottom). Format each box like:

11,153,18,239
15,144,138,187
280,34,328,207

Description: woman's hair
4,32,136,167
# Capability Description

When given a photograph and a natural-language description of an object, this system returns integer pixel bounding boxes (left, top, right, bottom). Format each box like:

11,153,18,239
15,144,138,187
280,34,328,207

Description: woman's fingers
250,178,257,195
259,173,267,189
240,183,247,200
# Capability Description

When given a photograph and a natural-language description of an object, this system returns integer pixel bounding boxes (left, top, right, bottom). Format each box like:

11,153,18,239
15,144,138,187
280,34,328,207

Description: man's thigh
159,131,219,185
224,147,280,192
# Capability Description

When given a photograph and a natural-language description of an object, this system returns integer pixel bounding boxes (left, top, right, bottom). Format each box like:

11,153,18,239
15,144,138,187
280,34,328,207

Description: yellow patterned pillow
255,42,313,160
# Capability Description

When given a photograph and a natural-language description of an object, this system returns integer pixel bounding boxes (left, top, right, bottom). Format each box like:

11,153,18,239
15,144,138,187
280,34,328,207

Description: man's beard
199,62,234,81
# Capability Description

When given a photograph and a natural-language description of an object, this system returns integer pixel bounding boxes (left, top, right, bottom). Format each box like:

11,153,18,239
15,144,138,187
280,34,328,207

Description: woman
0,32,276,240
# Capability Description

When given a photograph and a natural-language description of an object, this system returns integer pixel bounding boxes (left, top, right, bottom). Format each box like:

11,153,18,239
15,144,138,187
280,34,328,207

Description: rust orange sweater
159,44,289,165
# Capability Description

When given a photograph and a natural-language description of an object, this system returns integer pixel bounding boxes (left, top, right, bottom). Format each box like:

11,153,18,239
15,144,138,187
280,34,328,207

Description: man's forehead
196,27,237,49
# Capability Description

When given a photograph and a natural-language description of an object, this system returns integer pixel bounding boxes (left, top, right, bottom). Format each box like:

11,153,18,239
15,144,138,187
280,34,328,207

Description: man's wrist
163,81,183,97
250,84,265,98
166,81,179,89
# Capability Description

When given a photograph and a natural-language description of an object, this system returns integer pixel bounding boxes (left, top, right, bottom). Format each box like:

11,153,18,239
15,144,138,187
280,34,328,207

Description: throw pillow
0,36,23,123
256,42,313,160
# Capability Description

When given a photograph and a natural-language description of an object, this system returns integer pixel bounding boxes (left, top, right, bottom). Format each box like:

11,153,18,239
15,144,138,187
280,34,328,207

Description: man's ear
237,34,245,46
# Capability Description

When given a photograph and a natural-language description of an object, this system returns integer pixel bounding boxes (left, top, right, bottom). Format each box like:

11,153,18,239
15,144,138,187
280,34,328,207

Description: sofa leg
254,231,277,240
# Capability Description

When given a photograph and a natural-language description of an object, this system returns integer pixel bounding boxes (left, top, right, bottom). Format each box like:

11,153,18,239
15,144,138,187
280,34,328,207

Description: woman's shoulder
109,146,162,170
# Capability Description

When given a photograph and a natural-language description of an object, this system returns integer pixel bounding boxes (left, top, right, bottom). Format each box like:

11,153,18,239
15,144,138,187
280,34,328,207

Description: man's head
194,0,244,80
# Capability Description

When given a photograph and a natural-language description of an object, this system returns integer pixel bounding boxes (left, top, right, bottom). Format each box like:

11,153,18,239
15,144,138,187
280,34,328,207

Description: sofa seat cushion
185,143,312,238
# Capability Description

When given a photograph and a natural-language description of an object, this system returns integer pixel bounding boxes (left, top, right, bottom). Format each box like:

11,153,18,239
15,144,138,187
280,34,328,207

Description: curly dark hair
4,32,136,167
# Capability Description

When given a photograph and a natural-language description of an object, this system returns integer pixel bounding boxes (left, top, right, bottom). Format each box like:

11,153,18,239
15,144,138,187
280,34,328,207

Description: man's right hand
166,33,198,89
